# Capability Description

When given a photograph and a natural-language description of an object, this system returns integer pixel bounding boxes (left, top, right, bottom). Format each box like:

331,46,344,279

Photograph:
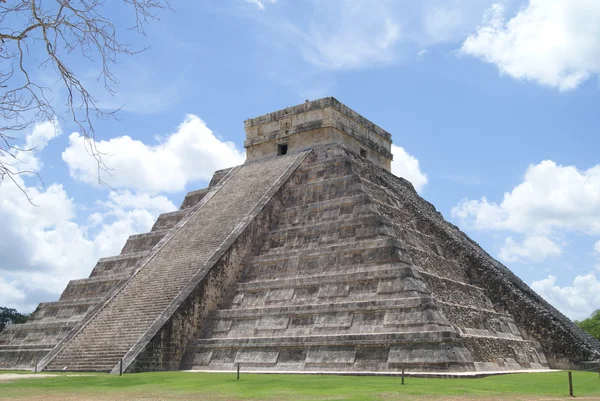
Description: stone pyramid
1,98,598,374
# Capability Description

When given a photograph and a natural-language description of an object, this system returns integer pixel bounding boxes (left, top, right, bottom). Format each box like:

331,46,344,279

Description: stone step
461,335,549,371
193,331,475,372
208,167,233,188
59,273,129,301
195,334,547,372
0,344,55,351
231,265,431,310
52,351,125,361
151,209,190,232
238,262,487,297
89,251,148,277
419,272,491,309
205,281,457,337
285,174,364,207
238,264,420,291
398,242,471,284
36,298,104,309
120,230,170,255
207,317,450,340
285,156,354,185
359,176,406,203
244,238,401,281
0,320,77,346
0,346,55,369
179,188,210,210
50,352,124,360
3,320,79,331
365,199,473,279
212,297,441,320
437,302,524,340
197,331,462,348
277,193,375,230
260,215,387,254
27,298,102,322
44,152,307,372
251,237,393,262
388,224,449,259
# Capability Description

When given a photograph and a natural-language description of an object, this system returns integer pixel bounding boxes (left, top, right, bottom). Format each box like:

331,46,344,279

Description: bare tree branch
0,0,170,201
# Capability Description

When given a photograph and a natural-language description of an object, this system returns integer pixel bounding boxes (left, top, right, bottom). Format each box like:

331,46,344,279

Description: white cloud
251,0,402,70
62,114,245,194
90,191,177,258
452,160,600,235
423,6,467,43
452,160,600,264
296,1,401,70
532,274,600,320
417,49,428,60
1,120,62,175
499,235,562,263
24,120,62,150
0,277,26,310
242,0,498,72
245,0,276,9
0,122,178,312
461,1,600,91
419,1,499,45
0,179,176,312
391,144,428,193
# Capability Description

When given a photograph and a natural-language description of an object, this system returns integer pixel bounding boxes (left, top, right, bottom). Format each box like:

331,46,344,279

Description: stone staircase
40,152,307,372
191,146,549,373
0,169,218,370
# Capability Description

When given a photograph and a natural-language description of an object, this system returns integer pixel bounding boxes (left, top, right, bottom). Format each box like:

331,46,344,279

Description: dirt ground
2,396,598,401
0,374,59,382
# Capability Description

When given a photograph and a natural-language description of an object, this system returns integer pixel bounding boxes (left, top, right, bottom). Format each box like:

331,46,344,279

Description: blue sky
1,0,600,321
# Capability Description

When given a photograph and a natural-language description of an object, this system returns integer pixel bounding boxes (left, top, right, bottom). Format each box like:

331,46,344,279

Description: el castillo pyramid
1,98,599,374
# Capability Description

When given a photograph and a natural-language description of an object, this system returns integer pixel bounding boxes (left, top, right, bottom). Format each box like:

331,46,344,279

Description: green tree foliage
576,309,600,341
0,307,28,332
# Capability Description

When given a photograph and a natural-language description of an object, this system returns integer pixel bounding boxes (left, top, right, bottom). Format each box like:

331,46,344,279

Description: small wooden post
119,359,123,376
34,362,37,374
401,368,405,385
237,363,240,380
568,371,574,397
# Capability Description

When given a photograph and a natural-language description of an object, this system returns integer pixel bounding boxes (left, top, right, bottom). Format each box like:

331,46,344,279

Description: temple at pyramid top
244,97,393,171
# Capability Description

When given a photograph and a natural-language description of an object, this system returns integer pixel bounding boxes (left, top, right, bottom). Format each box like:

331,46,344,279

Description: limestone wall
244,97,392,171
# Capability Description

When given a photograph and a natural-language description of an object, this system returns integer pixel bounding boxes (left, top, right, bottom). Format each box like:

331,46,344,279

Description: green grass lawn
1,370,599,400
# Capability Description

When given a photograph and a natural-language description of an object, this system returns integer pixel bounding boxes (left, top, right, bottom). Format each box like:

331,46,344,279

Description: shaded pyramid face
191,145,555,372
